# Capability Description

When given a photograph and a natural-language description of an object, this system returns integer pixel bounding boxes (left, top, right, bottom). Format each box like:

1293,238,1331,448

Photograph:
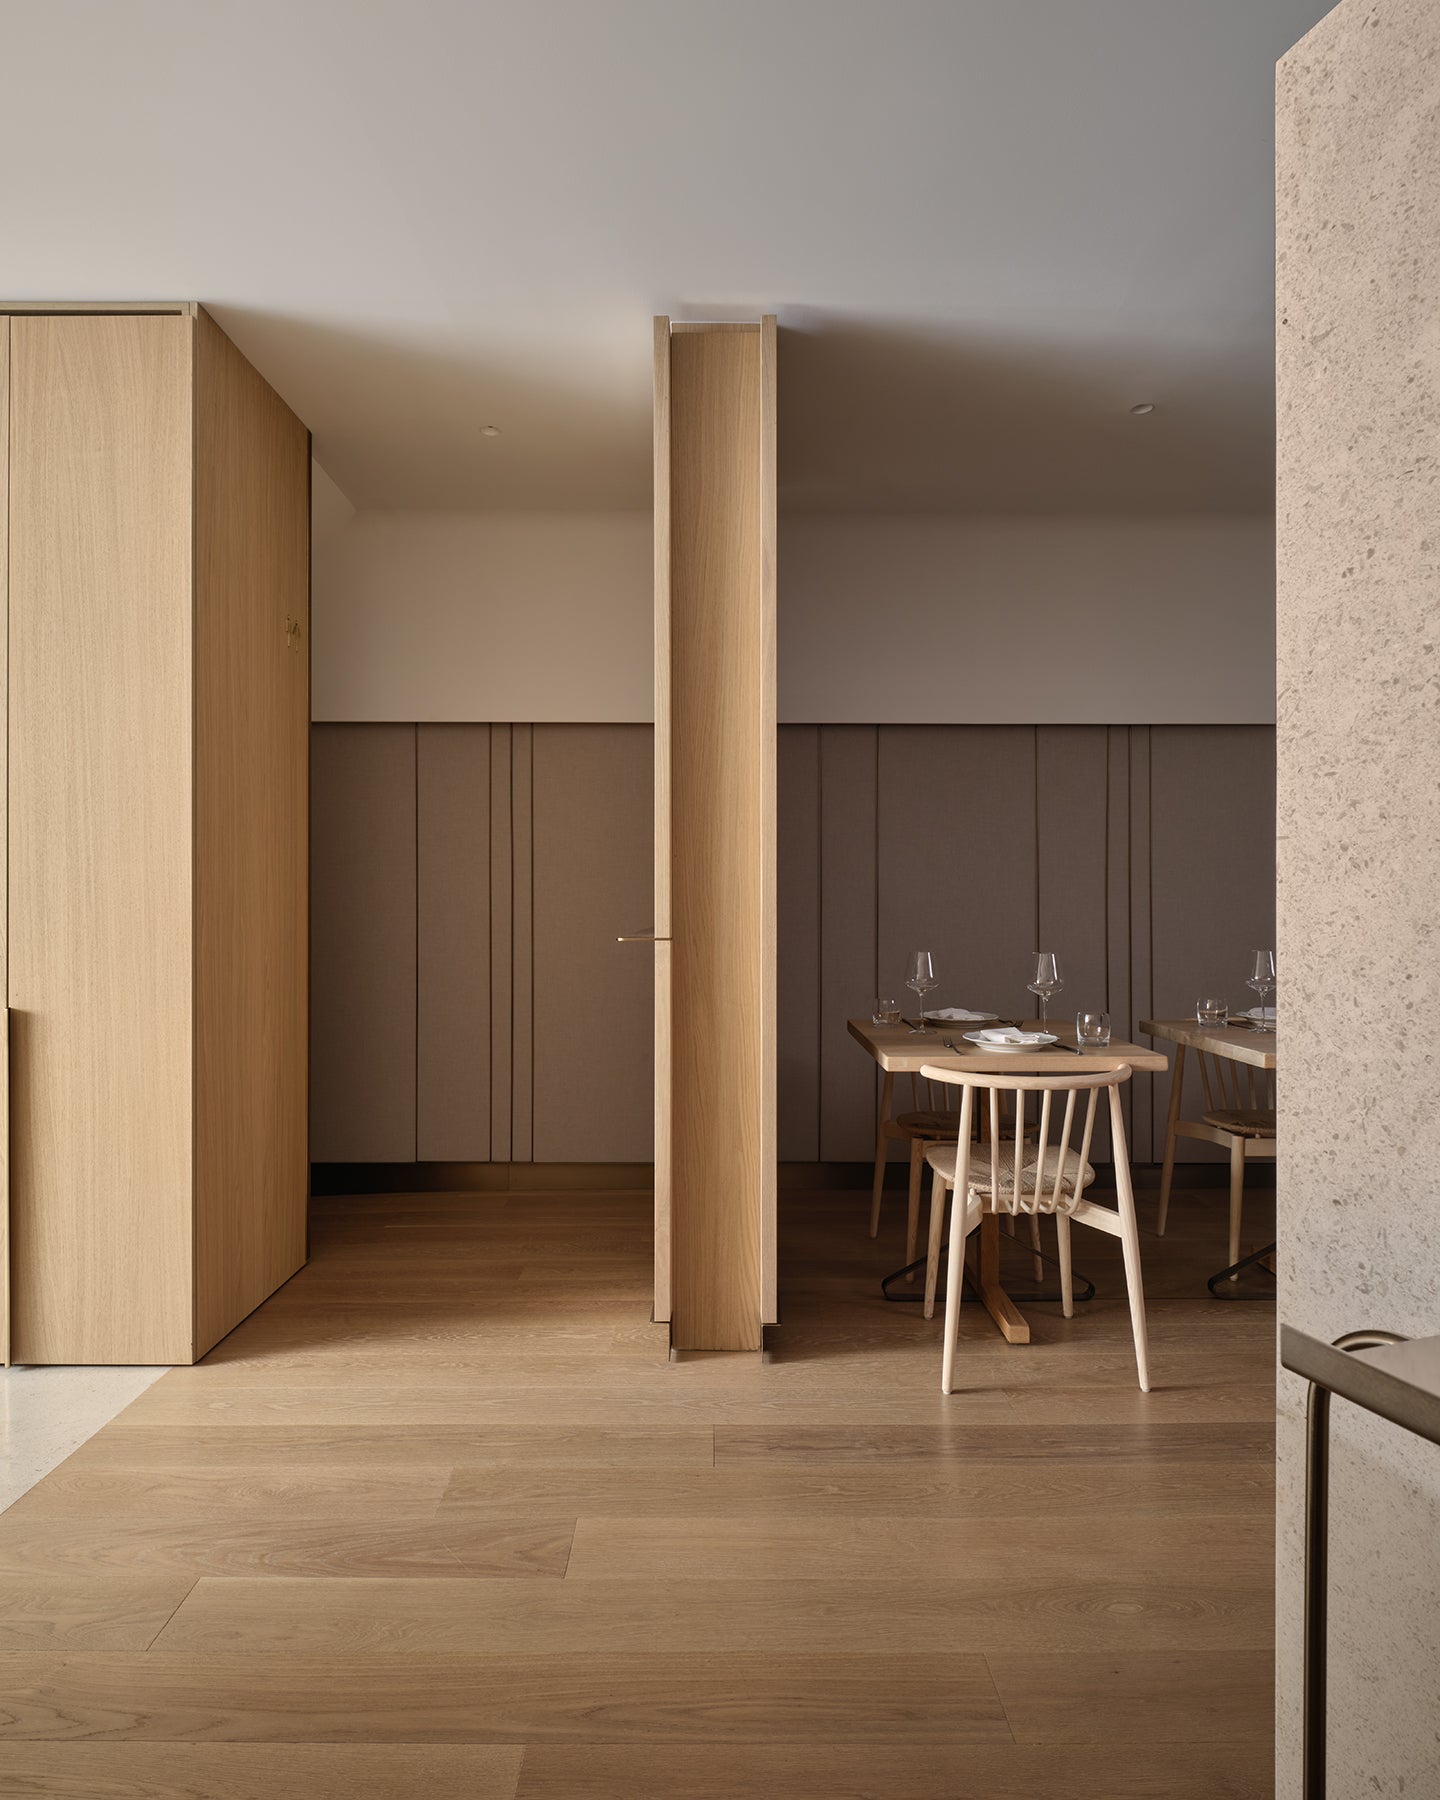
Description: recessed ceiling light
481,424,501,437
1129,402,1155,416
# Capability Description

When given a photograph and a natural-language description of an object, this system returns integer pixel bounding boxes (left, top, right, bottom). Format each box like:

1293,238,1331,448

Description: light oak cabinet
0,305,310,1365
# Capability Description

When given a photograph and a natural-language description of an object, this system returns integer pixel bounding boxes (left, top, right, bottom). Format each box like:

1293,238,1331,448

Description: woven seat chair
871,1071,1044,1284
920,1062,1150,1393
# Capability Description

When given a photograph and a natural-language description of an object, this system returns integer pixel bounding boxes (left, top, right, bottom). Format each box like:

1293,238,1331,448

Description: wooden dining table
849,1018,1169,1345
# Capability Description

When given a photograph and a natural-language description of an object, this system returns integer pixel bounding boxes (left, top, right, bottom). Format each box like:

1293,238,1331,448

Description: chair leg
1056,1211,1074,1319
1228,1138,1246,1279
940,1201,969,1395
868,1077,894,1238
923,1169,948,1320
1110,1086,1151,1392
904,1141,923,1280
1027,1212,1044,1283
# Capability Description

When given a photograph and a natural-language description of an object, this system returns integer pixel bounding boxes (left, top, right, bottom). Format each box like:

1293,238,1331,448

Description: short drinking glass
1196,997,1229,1026
1076,1010,1111,1048
872,997,902,1027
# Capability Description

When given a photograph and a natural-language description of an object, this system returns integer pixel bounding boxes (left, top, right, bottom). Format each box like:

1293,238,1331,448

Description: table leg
977,1213,1030,1344
1156,1042,1186,1236
868,1072,894,1238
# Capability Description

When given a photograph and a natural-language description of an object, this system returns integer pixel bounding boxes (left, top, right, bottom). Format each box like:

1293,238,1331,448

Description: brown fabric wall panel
310,725,418,1162
489,726,514,1162
1128,727,1155,1160
511,725,535,1162
777,727,821,1160
1037,725,1114,1156
1105,726,1135,1156
818,727,880,1161
1036,726,1109,1017
1150,725,1278,1163
877,726,1039,1021
416,725,491,1162
532,726,654,1162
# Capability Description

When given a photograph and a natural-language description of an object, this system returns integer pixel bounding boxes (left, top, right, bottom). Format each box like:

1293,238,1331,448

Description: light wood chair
871,1071,1043,1285
919,1063,1150,1393
1156,1050,1276,1276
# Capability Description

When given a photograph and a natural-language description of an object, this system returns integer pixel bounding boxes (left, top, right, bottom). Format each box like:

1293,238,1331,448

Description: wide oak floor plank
0,1578,196,1652
0,1743,524,1799
3,1467,453,1523
59,1426,713,1471
154,1573,1272,1657
513,1740,1274,1800
435,1459,1274,1521
715,1420,1274,1465
986,1649,1275,1744
118,1385,1015,1427
0,1519,571,1580
0,1652,1010,1744
562,1513,1272,1583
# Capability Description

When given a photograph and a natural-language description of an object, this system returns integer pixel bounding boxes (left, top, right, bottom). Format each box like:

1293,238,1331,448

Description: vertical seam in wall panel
413,724,419,1163
872,727,880,997
1145,726,1155,1157
1033,726,1041,954
1103,728,1112,1014
817,727,828,1159
1126,726,1135,1147
529,728,536,1164
514,723,522,1159
489,724,496,1165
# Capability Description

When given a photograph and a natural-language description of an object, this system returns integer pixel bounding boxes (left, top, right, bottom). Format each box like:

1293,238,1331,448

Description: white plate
961,1030,1058,1054
924,1010,998,1024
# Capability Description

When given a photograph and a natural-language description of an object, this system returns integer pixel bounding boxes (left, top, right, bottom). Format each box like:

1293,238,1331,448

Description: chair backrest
1195,1050,1276,1113
919,1063,1134,1216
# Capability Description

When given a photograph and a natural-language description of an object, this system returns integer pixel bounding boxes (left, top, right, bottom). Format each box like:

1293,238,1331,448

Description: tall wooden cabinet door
8,315,195,1366
192,310,310,1358
651,320,674,1328
0,320,9,1368
656,317,777,1353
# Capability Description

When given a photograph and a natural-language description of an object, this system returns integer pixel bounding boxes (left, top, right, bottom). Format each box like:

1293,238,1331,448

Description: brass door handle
617,932,671,943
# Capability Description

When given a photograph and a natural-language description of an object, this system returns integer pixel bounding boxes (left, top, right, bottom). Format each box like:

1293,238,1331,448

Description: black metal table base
1207,1239,1277,1299
881,1232,1097,1307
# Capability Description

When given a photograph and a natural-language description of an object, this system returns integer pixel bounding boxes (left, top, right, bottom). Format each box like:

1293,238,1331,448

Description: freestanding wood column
1,304,310,1365
651,317,776,1352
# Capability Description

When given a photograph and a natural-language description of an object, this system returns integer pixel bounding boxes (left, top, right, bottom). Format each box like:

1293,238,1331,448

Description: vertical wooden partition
653,317,777,1352
3,305,309,1364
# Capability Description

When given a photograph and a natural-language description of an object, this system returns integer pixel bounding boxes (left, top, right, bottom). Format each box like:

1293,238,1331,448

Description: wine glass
906,951,936,1032
1246,950,1276,1026
1027,951,1062,1027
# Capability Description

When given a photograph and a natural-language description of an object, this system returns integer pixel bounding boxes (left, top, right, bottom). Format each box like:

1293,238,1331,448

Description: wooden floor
0,1181,1275,1798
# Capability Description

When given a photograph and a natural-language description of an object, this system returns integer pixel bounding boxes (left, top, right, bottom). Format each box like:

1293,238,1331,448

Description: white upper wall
312,511,653,723
312,507,1275,725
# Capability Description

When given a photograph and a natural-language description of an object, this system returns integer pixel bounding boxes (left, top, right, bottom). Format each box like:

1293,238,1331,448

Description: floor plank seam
139,1575,201,1653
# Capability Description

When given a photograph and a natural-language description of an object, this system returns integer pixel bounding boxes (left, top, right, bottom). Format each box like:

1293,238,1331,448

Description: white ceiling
0,0,1331,512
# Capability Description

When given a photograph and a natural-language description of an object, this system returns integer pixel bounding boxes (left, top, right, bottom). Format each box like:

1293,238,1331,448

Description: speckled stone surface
1277,3,1440,1794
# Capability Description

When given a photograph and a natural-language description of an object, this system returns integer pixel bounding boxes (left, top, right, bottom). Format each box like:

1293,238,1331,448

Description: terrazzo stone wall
1276,4,1440,1793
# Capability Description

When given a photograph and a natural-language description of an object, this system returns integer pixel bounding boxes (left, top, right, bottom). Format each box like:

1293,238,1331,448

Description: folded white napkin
1246,1007,1277,1021
924,1007,999,1022
976,1026,1050,1045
